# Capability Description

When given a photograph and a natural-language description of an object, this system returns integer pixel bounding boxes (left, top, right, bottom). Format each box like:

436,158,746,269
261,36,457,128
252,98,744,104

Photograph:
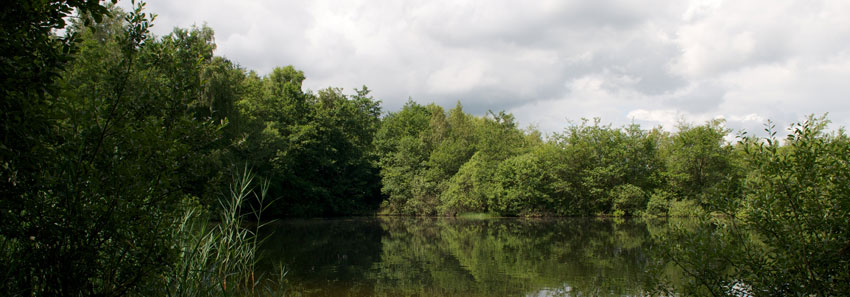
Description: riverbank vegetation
2,1,848,296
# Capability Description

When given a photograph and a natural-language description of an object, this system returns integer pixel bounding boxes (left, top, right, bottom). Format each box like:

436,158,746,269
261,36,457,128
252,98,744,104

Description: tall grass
161,166,285,297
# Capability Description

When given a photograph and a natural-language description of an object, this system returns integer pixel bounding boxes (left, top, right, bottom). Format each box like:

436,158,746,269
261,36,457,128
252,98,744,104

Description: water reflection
261,217,666,297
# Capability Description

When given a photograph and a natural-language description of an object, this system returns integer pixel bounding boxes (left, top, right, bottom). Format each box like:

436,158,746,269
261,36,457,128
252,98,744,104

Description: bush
439,152,495,216
668,199,705,217
611,184,646,216
645,190,674,217
737,115,850,294
492,152,557,216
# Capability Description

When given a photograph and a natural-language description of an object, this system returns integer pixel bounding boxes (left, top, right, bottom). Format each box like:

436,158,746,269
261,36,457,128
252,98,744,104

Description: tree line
376,104,738,218
2,2,848,296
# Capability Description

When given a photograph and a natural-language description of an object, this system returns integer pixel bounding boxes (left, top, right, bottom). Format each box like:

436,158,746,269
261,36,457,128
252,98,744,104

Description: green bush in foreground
654,115,850,296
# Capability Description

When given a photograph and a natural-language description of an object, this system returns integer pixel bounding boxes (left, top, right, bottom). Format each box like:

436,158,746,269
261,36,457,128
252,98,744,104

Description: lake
260,217,676,297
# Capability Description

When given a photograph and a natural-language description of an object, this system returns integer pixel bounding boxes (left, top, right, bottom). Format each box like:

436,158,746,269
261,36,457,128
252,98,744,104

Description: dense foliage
375,113,737,218
653,116,850,296
0,2,376,296
2,2,847,296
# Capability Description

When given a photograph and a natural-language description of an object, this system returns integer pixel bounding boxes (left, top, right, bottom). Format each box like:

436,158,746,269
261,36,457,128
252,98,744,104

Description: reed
162,166,283,297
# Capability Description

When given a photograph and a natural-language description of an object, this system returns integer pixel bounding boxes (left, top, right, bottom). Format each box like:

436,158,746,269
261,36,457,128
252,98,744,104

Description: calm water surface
260,217,673,297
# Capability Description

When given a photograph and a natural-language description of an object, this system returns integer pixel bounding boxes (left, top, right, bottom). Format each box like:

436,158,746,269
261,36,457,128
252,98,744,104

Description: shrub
492,152,557,216
668,199,705,217
645,190,674,217
611,184,646,216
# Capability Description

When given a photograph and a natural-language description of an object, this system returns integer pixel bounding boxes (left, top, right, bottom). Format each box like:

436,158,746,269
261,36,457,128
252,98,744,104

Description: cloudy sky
122,0,850,135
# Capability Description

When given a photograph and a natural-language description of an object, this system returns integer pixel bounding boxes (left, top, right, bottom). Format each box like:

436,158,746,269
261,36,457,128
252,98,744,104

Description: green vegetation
163,167,283,297
652,116,850,296
2,1,848,296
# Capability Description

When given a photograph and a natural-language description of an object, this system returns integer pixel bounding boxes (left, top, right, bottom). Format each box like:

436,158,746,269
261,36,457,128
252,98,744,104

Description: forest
2,1,848,296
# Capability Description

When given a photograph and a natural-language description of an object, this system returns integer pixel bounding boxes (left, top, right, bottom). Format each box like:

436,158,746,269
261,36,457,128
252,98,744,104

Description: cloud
123,0,850,135
627,109,689,129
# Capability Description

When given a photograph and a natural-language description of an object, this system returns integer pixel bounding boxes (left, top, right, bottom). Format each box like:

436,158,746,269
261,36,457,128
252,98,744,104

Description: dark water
260,217,672,297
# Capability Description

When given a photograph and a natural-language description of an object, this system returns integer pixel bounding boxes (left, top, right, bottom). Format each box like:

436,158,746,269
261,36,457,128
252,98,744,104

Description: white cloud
628,109,689,129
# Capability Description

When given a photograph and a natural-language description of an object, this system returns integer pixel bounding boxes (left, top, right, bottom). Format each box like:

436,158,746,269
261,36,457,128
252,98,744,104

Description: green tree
438,152,495,215
476,111,526,159
653,115,850,296
293,86,382,215
426,102,477,185
375,101,435,215
492,148,561,216
2,4,229,296
739,115,850,295
665,119,734,209
377,102,533,216
1,0,113,204
440,110,535,216
230,66,385,216
552,119,627,214
232,66,311,215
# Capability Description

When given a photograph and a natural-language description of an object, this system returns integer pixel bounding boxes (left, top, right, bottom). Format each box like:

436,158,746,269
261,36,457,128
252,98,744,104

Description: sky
121,0,850,136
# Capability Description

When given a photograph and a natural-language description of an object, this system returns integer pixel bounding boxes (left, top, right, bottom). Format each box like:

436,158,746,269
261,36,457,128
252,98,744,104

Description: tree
1,0,113,225
2,3,229,296
552,119,628,214
1,0,113,196
232,66,312,215
492,147,561,216
665,119,734,209
438,151,495,215
291,86,382,215
426,102,477,184
653,115,850,296
376,102,534,216
738,115,850,295
375,101,435,215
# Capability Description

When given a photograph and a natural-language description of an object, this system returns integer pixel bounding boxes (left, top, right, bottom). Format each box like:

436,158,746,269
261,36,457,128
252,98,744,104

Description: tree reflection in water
261,217,681,297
